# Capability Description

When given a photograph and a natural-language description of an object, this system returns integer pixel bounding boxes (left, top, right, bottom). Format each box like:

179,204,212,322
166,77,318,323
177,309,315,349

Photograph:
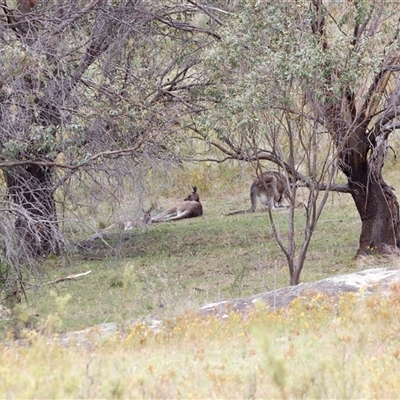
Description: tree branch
0,144,145,170
155,15,221,40
186,0,225,26
46,0,101,38
368,106,400,143
360,54,400,121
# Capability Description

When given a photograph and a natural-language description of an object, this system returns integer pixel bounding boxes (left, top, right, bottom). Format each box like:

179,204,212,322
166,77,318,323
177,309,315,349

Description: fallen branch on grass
25,271,92,290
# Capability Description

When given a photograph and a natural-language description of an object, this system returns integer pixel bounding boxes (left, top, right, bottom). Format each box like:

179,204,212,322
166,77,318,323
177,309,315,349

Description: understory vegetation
2,290,400,398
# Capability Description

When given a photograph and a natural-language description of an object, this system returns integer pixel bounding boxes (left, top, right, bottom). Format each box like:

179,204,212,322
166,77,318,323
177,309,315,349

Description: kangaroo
151,186,203,223
102,209,152,231
86,209,152,242
228,171,291,215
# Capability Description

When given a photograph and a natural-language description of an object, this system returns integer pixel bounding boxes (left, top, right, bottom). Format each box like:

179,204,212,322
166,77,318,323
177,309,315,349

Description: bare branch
186,0,224,26
316,183,352,193
360,54,400,121
45,0,101,38
154,15,221,40
368,106,400,142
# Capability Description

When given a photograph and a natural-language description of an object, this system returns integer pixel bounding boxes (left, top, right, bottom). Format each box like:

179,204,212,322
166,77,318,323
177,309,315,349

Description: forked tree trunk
3,164,60,257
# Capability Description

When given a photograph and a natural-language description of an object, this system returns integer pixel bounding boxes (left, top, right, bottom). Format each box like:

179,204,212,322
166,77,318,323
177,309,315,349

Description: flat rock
55,322,119,346
198,267,400,318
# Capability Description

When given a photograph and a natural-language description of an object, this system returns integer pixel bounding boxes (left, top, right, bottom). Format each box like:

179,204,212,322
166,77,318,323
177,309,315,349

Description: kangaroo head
184,186,200,202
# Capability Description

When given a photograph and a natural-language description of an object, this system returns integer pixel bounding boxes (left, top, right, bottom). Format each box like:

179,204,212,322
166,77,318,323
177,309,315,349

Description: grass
1,176,365,336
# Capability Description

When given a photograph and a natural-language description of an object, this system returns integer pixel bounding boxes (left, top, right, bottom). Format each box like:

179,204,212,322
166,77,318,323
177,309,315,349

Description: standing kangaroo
228,171,291,215
151,186,203,223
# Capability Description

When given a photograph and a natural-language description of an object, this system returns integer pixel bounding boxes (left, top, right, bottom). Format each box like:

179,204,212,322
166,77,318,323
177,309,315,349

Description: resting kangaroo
151,186,203,223
86,209,152,242
102,209,152,231
228,171,291,215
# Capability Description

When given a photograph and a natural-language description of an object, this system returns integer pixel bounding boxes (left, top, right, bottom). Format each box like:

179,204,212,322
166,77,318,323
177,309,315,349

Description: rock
0,305,12,320
55,322,119,346
198,267,400,318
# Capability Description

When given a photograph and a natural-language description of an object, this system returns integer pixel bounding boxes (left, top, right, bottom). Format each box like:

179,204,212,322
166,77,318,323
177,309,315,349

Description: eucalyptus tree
193,0,400,284
0,0,220,288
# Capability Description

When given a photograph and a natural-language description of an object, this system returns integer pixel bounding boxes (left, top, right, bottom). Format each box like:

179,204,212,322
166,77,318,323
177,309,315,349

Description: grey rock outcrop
198,267,400,318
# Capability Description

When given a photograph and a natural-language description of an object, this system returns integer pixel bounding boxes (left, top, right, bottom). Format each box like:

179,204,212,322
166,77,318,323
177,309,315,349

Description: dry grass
2,289,400,399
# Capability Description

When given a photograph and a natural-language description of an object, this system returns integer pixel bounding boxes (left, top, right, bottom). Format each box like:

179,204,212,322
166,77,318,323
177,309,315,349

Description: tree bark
348,167,400,256
4,164,60,257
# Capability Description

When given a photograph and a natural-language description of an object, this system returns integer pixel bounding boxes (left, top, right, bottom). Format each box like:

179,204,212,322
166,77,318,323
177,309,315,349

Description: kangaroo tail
225,208,254,216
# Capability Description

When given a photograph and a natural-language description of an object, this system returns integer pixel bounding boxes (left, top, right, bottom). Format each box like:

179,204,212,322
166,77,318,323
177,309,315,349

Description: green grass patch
3,164,398,338
2,188,364,336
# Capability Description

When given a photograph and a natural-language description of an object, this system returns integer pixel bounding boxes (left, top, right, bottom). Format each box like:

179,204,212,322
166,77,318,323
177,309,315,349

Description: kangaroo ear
192,186,197,193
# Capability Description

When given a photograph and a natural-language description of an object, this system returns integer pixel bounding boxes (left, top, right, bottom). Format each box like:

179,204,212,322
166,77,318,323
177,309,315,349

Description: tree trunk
3,164,61,257
323,91,400,256
349,171,400,256
290,270,301,286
